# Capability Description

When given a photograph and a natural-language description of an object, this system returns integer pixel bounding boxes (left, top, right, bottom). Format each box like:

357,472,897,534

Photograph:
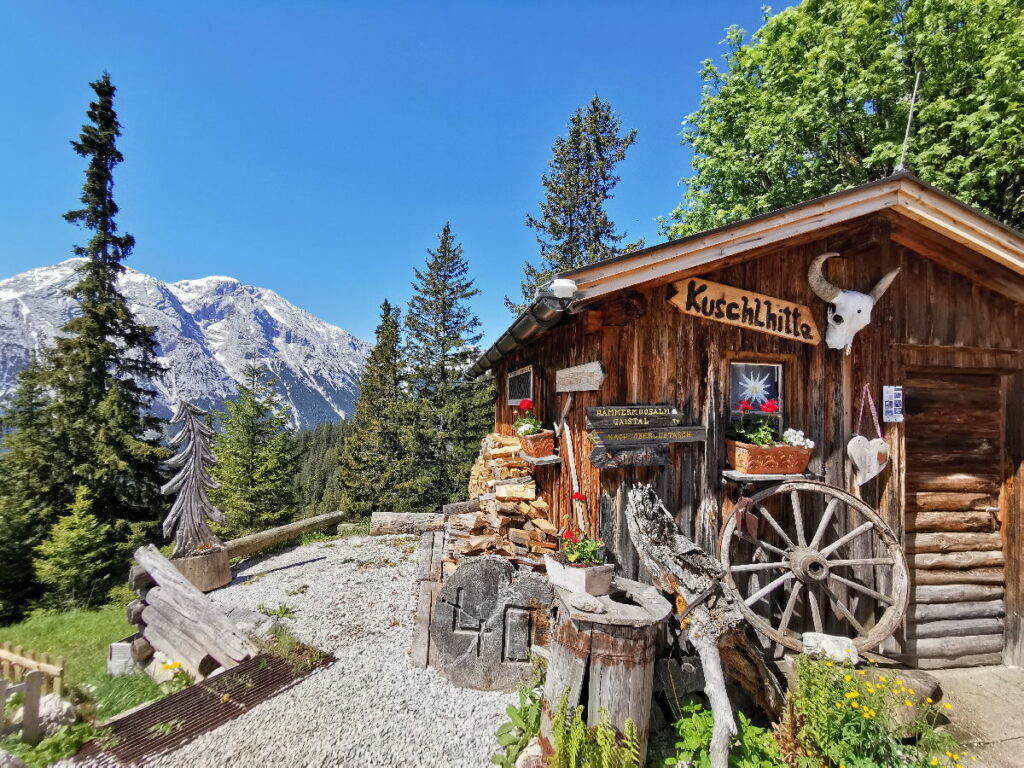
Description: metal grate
74,650,333,766
507,366,533,406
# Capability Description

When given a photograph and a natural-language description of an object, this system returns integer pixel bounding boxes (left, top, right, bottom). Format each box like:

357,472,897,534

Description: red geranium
738,400,753,412
761,399,780,415
519,398,534,411
571,492,587,502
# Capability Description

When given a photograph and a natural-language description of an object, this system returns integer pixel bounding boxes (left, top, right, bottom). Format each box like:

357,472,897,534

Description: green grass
0,603,128,684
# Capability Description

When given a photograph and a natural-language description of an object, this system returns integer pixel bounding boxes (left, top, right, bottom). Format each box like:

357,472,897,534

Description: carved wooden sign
588,426,707,447
587,404,682,429
669,278,820,345
556,361,606,393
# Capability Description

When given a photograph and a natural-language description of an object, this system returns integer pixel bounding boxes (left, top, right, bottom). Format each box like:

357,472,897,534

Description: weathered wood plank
908,492,994,512
556,362,606,392
903,634,1004,659
910,550,1005,570
912,584,1004,603
906,617,1004,639
913,567,1006,585
140,604,212,675
906,511,997,532
913,652,1004,669
368,511,444,536
907,532,1003,553
908,599,1004,622
586,404,682,429
145,587,243,669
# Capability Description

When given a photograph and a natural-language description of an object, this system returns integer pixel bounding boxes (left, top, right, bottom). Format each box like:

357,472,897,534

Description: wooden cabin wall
491,220,1024,660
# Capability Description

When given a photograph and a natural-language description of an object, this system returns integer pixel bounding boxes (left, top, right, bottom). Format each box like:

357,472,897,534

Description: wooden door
903,371,1007,668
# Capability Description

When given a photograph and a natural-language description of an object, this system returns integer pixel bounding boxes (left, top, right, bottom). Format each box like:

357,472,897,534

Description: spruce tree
34,487,113,609
509,96,642,312
0,74,165,615
338,301,417,516
405,224,494,506
210,364,297,536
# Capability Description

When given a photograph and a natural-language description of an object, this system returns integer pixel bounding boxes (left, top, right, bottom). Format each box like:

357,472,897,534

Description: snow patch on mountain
0,259,371,429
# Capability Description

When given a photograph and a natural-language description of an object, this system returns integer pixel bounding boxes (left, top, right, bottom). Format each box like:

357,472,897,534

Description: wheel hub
789,547,829,584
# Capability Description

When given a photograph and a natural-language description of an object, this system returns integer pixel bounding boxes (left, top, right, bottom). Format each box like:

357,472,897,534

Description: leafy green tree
210,364,297,536
664,0,1024,237
338,300,418,516
34,487,113,609
509,95,642,312
406,224,494,507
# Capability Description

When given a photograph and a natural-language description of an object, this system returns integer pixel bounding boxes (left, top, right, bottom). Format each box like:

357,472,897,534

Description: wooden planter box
171,547,232,592
520,429,555,459
726,440,812,475
544,554,615,596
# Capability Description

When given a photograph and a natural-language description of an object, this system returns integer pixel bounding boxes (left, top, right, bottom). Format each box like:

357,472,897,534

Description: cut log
913,584,1004,603
909,599,1004,622
126,599,146,625
531,518,558,536
906,617,1004,639
906,511,998,532
227,510,348,556
906,532,1002,553
453,535,498,555
131,636,155,663
903,634,1004,659
145,588,243,669
128,565,155,591
495,483,537,501
913,567,1005,585
442,499,481,516
448,513,488,535
172,548,232,592
509,528,545,545
907,492,993,512
910,550,1005,570
367,511,444,536
140,604,213,676
528,541,558,553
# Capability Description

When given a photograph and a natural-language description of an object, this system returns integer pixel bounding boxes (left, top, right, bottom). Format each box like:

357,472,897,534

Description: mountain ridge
0,259,371,429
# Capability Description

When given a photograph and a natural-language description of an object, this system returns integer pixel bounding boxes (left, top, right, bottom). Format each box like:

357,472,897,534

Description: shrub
792,654,968,767
33,487,113,608
664,700,784,767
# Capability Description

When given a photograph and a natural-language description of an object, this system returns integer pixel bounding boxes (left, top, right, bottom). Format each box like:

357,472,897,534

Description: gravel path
147,535,514,767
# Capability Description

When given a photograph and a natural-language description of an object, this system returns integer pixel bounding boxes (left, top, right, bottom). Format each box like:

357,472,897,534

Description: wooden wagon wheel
720,480,908,653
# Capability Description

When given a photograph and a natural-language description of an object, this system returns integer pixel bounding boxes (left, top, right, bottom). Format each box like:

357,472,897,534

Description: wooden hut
465,173,1024,670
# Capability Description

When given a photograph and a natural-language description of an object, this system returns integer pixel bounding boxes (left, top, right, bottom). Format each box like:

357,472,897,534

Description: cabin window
729,362,783,418
507,365,534,406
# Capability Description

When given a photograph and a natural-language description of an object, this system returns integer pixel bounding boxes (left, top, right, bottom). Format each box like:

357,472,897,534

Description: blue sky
1,1,768,343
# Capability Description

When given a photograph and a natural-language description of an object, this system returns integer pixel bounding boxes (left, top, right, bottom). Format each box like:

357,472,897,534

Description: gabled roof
465,173,1024,380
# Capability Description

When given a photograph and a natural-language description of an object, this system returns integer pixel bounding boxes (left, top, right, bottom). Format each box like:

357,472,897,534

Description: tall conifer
405,224,493,506
509,96,642,312
210,364,297,536
338,301,417,515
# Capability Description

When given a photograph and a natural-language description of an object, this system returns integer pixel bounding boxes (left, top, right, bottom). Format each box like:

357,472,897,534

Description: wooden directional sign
669,277,820,345
587,404,683,430
589,445,670,469
588,426,707,448
556,362,606,393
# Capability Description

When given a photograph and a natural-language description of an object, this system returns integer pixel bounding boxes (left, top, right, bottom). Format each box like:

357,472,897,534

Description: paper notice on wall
882,385,904,423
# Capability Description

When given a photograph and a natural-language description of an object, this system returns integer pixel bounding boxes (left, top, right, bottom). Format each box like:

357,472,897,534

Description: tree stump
539,576,671,766
171,548,232,592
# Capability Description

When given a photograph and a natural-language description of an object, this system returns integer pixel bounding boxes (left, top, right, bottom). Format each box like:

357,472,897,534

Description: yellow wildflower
879,675,888,682
858,670,867,676
844,674,852,681
926,697,934,704
845,691,860,699
909,688,916,694
868,657,876,664
852,701,859,708
904,699,913,707
826,661,833,667
931,760,939,766
944,702,953,710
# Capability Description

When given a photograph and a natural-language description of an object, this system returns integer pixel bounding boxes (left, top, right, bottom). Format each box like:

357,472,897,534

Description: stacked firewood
445,434,561,569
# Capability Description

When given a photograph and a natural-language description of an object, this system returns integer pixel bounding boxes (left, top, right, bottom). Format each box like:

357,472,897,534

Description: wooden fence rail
0,669,43,745
0,642,65,696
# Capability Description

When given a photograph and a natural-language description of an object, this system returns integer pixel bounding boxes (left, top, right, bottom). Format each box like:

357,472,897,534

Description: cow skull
808,252,900,354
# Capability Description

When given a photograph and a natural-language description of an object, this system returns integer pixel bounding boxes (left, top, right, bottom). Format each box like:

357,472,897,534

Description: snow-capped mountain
0,259,371,430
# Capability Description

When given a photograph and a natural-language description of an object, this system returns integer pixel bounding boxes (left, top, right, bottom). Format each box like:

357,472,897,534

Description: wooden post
19,670,43,746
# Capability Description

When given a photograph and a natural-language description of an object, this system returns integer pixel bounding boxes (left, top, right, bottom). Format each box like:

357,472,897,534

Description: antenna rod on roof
896,71,922,173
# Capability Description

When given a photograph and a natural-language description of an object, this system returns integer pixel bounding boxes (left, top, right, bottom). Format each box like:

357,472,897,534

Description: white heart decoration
847,434,890,485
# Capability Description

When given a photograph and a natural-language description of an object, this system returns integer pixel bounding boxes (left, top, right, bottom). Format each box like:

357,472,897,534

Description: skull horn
808,252,842,303
869,267,901,303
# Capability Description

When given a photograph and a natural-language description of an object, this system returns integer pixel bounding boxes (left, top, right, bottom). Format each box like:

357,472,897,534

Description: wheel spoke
829,558,895,567
820,521,874,557
807,586,824,633
809,497,840,549
744,572,794,607
730,561,790,573
735,532,790,559
829,573,895,606
775,581,803,639
757,504,796,550
790,491,807,547
821,582,867,636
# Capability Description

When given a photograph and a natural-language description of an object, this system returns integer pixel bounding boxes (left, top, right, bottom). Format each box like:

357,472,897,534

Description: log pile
445,433,560,571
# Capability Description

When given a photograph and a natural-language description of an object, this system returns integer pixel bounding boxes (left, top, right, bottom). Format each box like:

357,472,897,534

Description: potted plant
544,517,615,596
726,398,815,475
514,398,555,458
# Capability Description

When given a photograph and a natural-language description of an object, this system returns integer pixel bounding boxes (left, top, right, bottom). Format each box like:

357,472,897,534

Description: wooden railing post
21,670,43,745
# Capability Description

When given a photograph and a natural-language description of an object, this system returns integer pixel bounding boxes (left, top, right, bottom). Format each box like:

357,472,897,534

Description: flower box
544,553,615,596
726,440,812,475
520,429,555,459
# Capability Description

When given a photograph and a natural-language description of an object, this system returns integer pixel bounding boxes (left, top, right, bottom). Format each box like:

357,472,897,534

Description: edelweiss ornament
808,252,900,354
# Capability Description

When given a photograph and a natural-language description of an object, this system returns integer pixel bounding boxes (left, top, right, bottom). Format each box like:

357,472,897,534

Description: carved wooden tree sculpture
624,484,782,768
162,402,225,557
